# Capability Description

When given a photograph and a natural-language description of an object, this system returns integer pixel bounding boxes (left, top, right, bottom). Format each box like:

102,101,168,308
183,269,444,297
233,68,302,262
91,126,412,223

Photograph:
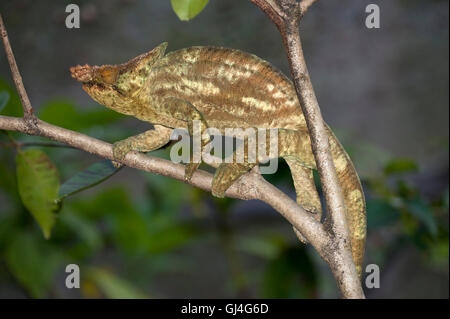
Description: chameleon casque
70,43,366,275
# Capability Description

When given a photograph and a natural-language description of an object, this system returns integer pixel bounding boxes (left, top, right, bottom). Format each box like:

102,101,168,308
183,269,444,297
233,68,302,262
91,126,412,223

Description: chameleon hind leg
284,157,322,217
282,127,366,275
284,157,322,243
278,128,322,243
158,97,210,180
210,127,321,212
112,125,172,165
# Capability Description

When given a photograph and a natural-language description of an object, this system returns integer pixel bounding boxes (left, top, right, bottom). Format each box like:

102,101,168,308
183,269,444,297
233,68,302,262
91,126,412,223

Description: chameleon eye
98,66,118,84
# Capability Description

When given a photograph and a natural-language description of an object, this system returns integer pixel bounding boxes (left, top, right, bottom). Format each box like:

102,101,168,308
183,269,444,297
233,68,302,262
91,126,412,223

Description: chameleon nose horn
70,64,95,82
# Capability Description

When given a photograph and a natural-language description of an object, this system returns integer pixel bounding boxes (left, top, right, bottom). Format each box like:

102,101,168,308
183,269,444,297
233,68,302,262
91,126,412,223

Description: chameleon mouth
70,64,95,83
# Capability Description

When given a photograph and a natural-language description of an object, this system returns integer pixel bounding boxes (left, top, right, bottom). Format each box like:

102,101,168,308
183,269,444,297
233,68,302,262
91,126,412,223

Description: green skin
70,43,366,275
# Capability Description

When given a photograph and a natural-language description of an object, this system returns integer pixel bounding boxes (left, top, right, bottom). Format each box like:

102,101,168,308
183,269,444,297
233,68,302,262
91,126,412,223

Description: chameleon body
70,43,366,274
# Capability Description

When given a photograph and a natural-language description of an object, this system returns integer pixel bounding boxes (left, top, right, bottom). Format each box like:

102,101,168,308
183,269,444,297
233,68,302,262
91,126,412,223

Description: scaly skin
70,43,366,275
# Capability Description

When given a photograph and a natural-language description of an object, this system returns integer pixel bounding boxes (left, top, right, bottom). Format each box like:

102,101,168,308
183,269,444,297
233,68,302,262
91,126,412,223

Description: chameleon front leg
112,125,172,165
211,162,255,198
157,97,210,180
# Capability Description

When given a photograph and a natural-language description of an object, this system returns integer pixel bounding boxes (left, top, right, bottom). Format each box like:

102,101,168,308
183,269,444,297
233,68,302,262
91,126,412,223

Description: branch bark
299,0,318,15
249,0,365,298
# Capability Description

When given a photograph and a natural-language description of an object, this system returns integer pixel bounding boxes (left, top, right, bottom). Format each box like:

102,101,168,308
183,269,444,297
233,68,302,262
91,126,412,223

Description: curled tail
326,125,366,276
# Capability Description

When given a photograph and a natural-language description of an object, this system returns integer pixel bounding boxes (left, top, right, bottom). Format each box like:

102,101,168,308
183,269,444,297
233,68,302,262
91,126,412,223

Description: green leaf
428,237,449,267
39,99,123,131
384,158,418,175
0,91,10,113
0,79,22,117
406,198,438,236
442,188,449,211
16,149,60,239
263,246,318,298
238,234,285,259
144,173,188,213
5,233,61,298
366,199,400,229
111,201,152,253
146,222,196,254
86,267,148,299
71,187,134,220
171,0,209,21
59,160,121,200
59,212,103,253
0,150,19,197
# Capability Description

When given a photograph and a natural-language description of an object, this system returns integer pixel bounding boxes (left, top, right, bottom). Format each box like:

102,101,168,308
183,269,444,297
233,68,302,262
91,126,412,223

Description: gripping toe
184,163,200,181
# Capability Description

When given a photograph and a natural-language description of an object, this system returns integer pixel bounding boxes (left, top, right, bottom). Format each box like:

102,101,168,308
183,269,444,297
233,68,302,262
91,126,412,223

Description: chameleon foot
211,183,227,198
112,140,132,168
112,161,123,169
184,162,200,181
293,227,308,244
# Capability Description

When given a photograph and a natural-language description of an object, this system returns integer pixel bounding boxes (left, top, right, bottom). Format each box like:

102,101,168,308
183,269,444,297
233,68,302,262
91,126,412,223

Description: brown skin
71,43,366,275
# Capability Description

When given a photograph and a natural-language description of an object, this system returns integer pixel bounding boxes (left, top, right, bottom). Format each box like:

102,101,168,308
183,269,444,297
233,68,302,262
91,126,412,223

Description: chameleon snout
70,64,95,83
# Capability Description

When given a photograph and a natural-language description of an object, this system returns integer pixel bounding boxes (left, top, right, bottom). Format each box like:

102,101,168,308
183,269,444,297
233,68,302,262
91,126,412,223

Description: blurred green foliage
0,91,9,113
0,75,448,298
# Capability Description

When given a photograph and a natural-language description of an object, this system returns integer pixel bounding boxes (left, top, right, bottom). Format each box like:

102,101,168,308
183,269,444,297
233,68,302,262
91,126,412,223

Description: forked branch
249,0,365,298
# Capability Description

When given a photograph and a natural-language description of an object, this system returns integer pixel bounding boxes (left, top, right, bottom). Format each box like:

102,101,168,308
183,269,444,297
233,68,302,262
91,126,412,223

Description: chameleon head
70,42,168,113
70,63,126,111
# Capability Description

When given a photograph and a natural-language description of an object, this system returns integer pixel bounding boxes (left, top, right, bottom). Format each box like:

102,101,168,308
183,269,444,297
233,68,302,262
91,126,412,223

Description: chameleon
70,43,366,275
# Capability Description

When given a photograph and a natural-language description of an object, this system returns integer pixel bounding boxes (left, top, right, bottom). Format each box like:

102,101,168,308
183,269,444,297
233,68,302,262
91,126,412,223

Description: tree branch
0,114,331,253
0,14,35,123
299,0,318,15
249,0,365,298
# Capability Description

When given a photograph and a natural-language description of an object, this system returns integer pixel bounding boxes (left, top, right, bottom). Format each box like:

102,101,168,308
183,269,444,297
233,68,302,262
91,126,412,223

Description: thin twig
299,0,318,15
249,0,285,31
20,141,78,149
0,13,36,123
0,140,77,149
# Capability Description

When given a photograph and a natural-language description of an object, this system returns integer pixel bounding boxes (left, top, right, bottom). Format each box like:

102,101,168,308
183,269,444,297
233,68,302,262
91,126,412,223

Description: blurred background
0,0,448,298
